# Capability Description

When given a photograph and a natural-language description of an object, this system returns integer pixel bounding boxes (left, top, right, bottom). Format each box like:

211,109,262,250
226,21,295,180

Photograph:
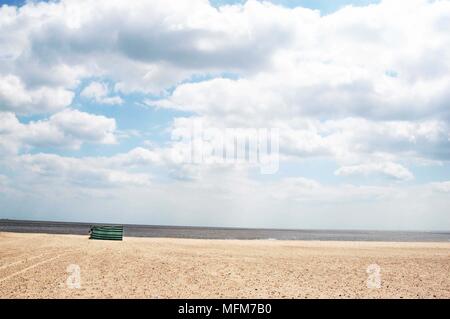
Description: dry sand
0,232,449,298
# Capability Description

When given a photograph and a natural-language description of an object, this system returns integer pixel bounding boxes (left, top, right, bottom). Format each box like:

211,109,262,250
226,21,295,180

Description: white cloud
165,114,450,168
80,81,123,105
40,108,117,145
0,75,74,114
155,0,450,122
334,162,414,181
0,109,117,152
2,0,450,122
0,0,304,98
429,181,450,193
106,147,163,166
16,153,151,188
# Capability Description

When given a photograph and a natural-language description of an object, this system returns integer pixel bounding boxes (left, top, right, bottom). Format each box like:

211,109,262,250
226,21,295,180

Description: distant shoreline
1,219,449,242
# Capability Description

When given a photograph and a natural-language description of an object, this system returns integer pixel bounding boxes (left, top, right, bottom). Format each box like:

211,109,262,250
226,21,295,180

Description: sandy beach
0,232,449,298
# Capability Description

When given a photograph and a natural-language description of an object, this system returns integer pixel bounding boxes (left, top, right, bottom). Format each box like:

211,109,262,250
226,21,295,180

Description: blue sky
1,0,449,230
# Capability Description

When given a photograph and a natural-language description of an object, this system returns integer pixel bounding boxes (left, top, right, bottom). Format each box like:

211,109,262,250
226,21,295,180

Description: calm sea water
1,219,449,242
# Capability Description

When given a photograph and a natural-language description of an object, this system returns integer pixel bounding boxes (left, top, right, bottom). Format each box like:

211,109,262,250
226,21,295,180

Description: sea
1,219,449,242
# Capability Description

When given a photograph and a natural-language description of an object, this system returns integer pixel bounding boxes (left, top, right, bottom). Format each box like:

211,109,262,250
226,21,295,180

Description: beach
0,232,449,298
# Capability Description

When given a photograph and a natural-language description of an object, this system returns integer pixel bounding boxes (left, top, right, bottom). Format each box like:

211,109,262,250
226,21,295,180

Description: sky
0,0,450,230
